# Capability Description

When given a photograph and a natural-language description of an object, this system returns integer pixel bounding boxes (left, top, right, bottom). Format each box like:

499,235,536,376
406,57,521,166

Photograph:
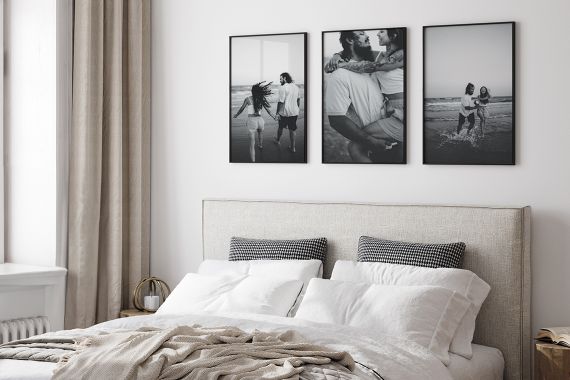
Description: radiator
0,316,50,344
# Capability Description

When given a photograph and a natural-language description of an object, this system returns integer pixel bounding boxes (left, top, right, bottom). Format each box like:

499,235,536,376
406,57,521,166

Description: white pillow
156,273,303,317
331,260,490,359
198,259,323,315
198,259,323,285
295,278,470,365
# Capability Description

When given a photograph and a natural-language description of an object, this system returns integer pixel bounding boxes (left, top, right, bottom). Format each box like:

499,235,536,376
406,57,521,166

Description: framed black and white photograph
230,33,307,163
423,22,515,165
322,28,406,164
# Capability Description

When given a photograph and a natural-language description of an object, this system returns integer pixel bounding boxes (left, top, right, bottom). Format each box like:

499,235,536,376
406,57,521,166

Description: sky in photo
231,34,305,86
424,23,513,98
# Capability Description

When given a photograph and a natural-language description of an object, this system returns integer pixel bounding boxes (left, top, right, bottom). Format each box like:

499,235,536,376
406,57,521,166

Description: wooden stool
535,341,570,380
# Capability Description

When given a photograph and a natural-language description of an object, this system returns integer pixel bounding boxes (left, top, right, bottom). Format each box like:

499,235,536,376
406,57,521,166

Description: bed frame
202,200,531,380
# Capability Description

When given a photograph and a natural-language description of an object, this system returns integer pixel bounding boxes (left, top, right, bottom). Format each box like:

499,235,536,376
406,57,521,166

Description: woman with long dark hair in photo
476,86,491,137
233,81,277,162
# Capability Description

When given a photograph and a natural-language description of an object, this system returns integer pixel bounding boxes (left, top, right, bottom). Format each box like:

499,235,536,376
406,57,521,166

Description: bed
0,200,530,380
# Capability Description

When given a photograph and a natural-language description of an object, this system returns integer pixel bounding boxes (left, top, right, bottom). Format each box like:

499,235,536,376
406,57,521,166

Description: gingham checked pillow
229,237,327,262
357,236,465,268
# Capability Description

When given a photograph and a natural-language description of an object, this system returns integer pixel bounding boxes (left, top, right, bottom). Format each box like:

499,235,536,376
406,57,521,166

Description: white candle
144,295,160,311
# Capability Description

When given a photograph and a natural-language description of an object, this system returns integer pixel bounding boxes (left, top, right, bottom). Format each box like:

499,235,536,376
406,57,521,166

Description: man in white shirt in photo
457,83,479,135
274,72,300,153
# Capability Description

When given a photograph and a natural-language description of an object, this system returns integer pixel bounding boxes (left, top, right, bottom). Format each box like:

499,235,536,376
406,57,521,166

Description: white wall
151,0,570,335
4,0,57,266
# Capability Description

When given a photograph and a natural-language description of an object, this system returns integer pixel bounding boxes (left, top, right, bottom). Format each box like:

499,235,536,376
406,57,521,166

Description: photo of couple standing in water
230,33,306,163
424,22,515,165
322,28,406,164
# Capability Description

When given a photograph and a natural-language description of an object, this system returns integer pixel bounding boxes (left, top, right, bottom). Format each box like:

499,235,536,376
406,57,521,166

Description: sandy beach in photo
323,117,403,164
424,97,513,164
323,117,351,163
230,85,305,163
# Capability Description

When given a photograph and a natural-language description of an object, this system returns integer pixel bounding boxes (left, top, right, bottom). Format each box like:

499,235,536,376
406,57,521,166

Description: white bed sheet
0,312,454,380
448,343,504,380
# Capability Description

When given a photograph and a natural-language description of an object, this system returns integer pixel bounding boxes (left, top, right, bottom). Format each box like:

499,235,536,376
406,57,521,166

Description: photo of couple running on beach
423,22,515,165
322,28,406,164
230,33,306,163
456,83,491,137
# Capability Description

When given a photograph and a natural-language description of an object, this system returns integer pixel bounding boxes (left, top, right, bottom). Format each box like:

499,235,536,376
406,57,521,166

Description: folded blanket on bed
0,325,358,380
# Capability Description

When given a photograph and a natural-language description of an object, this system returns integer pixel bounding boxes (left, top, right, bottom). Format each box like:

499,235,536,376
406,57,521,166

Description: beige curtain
65,0,151,329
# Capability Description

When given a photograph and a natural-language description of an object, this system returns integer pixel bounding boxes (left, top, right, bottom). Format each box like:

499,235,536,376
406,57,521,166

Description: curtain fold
65,0,150,329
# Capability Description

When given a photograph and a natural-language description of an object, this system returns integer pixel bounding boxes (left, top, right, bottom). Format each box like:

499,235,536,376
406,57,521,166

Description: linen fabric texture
295,278,470,365
331,261,490,359
66,0,151,328
229,237,327,262
357,236,465,268
0,326,357,380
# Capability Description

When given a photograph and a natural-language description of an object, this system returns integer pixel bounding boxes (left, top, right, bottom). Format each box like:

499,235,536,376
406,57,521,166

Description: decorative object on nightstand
133,277,171,312
535,327,570,380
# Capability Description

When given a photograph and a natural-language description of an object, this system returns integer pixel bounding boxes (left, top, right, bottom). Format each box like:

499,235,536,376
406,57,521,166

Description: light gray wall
151,0,570,335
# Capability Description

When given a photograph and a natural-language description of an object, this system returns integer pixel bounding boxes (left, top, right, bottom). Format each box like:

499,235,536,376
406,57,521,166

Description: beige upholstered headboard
202,200,531,380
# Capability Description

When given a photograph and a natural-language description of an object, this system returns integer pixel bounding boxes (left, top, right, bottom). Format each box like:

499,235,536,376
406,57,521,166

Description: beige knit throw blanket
0,325,358,380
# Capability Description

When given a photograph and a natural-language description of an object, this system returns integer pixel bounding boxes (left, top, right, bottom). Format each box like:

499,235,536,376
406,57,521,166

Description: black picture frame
322,28,407,164
229,32,307,163
423,22,515,165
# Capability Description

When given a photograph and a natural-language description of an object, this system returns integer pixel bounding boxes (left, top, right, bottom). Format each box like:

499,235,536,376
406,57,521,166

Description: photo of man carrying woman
322,28,406,164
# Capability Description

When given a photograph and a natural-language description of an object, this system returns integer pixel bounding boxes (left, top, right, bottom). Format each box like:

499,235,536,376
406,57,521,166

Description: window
0,0,71,267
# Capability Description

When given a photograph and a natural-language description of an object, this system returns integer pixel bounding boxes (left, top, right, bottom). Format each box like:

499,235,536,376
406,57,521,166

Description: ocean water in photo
424,96,513,164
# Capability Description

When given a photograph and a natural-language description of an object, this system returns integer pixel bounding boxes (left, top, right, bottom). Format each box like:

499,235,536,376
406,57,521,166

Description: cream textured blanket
0,325,358,380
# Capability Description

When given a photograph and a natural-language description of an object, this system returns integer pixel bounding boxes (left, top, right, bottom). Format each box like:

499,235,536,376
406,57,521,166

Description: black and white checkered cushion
357,236,465,268
229,237,327,262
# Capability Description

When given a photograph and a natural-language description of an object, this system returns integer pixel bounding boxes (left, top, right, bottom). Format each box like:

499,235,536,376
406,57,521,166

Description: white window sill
0,263,66,286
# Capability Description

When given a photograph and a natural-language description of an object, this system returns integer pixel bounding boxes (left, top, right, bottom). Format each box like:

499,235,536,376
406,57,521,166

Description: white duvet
0,312,453,380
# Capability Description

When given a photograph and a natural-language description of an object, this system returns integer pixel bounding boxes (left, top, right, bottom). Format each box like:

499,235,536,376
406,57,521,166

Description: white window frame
56,0,72,268
1,0,5,264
